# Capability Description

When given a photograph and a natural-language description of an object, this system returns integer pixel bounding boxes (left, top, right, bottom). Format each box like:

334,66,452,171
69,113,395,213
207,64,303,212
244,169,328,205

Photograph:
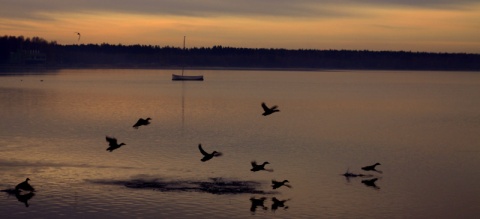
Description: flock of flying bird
104,102,291,190
8,101,381,209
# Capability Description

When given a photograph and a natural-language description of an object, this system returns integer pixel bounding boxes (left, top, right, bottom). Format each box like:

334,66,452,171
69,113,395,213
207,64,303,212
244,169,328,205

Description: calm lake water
1,69,479,218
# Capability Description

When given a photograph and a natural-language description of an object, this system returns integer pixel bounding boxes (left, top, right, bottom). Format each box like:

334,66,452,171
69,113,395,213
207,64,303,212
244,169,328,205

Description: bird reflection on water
342,169,374,182
341,167,382,190
1,189,36,207
16,192,35,207
1,178,37,207
271,197,290,212
249,196,291,215
361,178,380,190
249,197,268,214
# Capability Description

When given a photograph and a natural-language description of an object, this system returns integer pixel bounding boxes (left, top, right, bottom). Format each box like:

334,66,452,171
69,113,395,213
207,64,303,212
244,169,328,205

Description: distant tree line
1,35,479,71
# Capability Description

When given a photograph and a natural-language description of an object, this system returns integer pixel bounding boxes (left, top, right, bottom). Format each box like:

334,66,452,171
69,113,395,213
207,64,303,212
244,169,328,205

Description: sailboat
172,36,204,81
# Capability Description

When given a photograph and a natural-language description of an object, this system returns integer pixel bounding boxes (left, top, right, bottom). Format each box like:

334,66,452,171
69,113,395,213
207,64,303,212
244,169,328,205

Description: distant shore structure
74,32,81,41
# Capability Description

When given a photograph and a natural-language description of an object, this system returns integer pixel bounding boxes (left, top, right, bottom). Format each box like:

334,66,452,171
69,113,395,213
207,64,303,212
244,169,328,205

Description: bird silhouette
271,180,291,189
74,32,81,41
106,136,126,152
361,178,380,190
249,197,268,213
271,197,290,212
198,144,222,162
15,178,35,192
361,163,382,173
132,117,151,129
250,161,273,172
261,102,279,116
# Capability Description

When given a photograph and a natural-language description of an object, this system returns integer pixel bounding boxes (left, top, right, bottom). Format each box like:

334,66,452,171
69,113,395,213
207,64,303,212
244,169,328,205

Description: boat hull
172,74,204,81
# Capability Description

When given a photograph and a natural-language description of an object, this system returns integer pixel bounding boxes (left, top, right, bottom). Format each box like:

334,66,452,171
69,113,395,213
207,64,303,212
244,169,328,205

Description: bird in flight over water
74,32,81,41
198,144,222,162
261,102,279,116
271,180,291,189
250,161,273,172
132,117,151,129
361,162,382,173
105,136,126,152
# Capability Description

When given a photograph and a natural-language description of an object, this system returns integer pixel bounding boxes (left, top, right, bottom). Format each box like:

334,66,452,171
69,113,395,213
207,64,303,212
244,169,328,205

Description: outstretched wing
106,136,117,145
271,105,278,110
198,144,209,156
133,118,142,127
261,102,269,111
251,161,258,168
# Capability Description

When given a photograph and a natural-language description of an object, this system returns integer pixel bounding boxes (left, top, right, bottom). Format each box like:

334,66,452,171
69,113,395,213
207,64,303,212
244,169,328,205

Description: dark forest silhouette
1,35,479,71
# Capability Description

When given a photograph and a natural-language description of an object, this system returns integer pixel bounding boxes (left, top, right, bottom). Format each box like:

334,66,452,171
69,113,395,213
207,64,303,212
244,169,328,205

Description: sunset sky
1,0,479,53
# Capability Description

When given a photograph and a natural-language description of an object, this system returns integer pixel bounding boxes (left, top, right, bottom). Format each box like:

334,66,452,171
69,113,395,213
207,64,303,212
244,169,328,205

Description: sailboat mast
182,36,186,76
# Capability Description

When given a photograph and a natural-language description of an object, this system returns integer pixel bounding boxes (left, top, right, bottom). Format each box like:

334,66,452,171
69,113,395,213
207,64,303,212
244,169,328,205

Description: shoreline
1,64,479,73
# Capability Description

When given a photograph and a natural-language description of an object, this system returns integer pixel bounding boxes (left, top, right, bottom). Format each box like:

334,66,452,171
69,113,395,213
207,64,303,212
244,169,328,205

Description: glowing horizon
1,0,479,53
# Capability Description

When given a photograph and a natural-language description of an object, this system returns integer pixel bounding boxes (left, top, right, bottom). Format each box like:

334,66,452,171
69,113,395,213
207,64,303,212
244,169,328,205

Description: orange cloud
1,4,479,53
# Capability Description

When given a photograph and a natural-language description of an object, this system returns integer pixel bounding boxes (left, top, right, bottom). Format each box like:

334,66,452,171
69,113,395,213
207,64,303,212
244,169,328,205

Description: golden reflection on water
1,69,479,218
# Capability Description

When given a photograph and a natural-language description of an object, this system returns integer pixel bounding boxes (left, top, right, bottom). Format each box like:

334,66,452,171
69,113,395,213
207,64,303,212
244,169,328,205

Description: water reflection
249,196,291,214
341,169,381,190
0,158,137,170
16,192,35,207
88,177,275,195
1,189,36,207
271,197,290,212
249,197,268,214
3,69,480,218
361,178,381,190
177,80,189,133
342,169,374,182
